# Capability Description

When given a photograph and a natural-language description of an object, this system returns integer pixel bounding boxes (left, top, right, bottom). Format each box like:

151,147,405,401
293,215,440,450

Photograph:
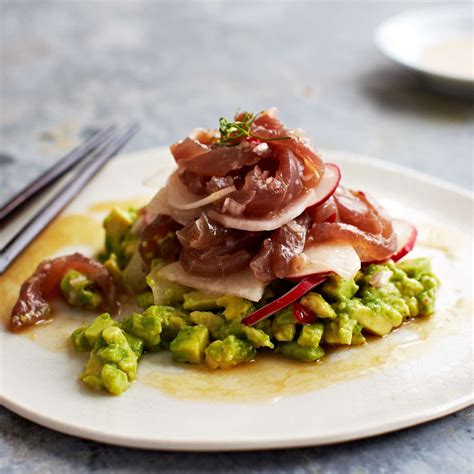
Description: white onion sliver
166,171,236,211
207,163,340,232
175,184,236,210
146,186,201,225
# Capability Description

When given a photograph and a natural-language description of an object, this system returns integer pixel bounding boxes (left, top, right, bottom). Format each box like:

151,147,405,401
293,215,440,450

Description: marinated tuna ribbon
10,253,119,331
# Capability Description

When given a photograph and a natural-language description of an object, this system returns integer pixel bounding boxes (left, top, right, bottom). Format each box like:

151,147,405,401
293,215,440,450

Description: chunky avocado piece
216,295,254,320
297,323,324,348
161,308,191,342
102,253,124,288
71,326,91,352
124,332,144,357
346,298,402,336
254,319,273,336
189,311,225,338
121,305,178,350
161,313,190,343
80,325,139,395
205,335,256,369
216,319,245,340
71,313,117,352
300,293,336,319
360,282,411,320
84,313,117,347
397,257,432,281
323,313,364,345
393,277,424,298
103,207,135,258
136,291,155,309
99,364,130,395
350,323,366,345
60,270,102,309
243,326,274,349
170,325,209,363
321,276,359,302
272,307,296,342
278,342,325,362
417,273,439,315
183,291,219,311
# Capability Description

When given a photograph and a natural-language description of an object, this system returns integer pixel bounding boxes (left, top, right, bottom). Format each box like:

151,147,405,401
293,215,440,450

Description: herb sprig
217,111,291,145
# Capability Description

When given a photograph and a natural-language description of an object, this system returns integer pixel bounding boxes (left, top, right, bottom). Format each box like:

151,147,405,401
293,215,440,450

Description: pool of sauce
0,203,470,402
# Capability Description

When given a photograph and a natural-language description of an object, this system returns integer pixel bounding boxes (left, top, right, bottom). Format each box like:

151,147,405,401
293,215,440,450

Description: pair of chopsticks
0,123,140,274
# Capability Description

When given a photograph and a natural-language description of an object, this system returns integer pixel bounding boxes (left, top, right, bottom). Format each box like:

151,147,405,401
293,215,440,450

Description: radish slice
167,172,236,210
207,163,341,232
287,242,361,281
158,261,266,302
390,219,417,262
242,274,327,326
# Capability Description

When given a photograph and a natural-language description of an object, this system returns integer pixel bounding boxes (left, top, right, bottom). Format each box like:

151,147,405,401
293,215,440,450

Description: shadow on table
360,66,474,124
1,405,472,473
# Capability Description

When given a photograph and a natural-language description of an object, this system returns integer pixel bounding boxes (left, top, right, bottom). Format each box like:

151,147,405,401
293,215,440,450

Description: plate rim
374,5,474,85
1,392,472,451
1,149,473,451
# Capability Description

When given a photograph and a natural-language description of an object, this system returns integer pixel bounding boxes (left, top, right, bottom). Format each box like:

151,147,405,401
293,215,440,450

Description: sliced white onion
207,163,341,232
146,187,200,225
287,242,361,281
158,261,266,302
166,172,236,211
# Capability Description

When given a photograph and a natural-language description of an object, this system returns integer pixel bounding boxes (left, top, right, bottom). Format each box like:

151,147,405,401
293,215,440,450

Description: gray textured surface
0,0,473,472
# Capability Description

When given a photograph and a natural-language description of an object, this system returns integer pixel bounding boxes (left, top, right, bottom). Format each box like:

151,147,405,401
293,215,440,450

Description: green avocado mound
71,257,438,395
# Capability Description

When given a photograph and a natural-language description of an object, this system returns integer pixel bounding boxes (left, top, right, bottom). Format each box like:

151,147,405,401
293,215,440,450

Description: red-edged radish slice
390,219,417,262
287,242,361,281
167,172,236,210
207,163,341,232
242,274,327,326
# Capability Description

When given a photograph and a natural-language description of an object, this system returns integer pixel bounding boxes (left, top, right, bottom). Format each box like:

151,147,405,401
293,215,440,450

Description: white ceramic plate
1,148,472,451
375,6,474,96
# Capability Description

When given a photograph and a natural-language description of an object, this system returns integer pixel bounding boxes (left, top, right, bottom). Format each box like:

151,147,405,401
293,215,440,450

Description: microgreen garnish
216,111,291,145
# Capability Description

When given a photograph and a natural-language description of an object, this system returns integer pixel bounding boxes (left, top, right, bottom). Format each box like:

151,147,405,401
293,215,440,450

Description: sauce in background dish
0,203,470,401
421,37,474,80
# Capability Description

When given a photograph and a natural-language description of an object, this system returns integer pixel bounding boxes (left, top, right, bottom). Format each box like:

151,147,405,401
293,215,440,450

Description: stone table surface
0,1,472,473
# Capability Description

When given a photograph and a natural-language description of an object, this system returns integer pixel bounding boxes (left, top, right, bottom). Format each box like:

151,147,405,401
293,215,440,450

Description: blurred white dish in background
375,7,473,97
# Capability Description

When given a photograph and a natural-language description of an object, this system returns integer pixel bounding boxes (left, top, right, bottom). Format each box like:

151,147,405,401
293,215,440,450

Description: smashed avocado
71,257,439,395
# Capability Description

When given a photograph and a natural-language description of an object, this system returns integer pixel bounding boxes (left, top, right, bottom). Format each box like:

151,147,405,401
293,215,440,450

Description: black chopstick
0,124,116,221
0,123,140,274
